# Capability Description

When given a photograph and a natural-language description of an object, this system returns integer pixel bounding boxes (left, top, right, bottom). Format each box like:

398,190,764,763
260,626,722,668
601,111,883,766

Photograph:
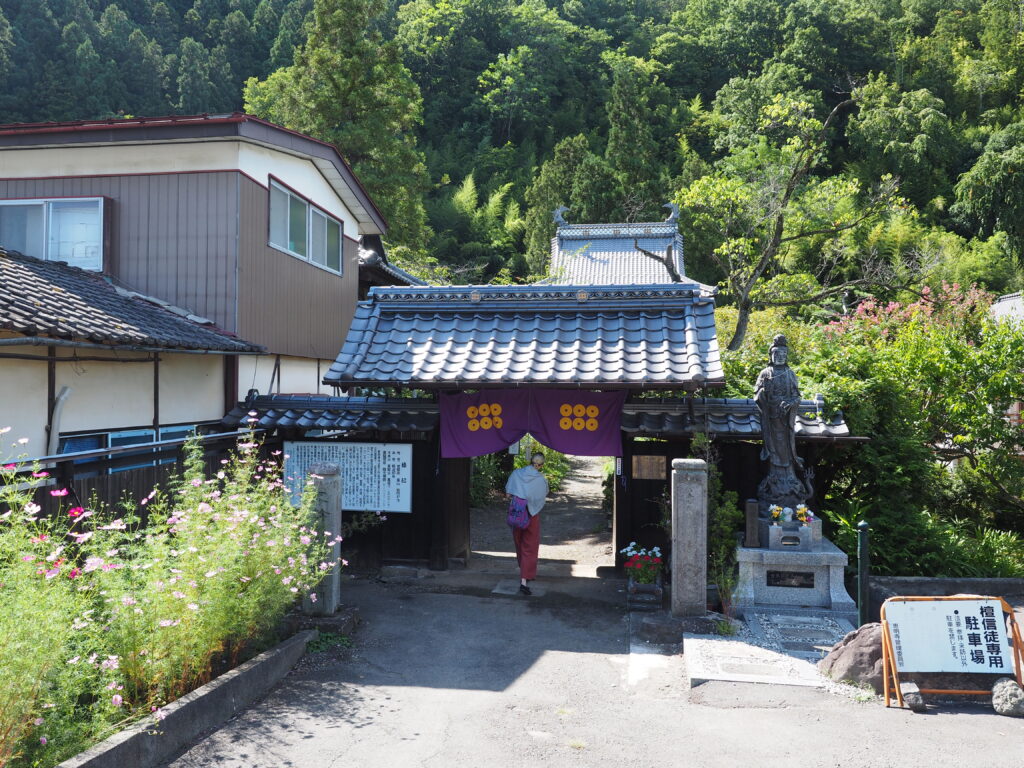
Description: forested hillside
2,0,1022,297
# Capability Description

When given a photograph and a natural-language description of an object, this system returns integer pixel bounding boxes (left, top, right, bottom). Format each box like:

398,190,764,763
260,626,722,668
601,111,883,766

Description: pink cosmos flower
31,471,48,478
50,488,68,497
39,737,47,745
67,568,80,579
44,567,60,579
111,695,123,707
3,463,15,470
68,507,84,517
33,717,43,726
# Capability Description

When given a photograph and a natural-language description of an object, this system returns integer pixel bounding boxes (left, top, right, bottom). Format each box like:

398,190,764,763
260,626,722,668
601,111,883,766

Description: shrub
0,436,334,767
513,436,570,492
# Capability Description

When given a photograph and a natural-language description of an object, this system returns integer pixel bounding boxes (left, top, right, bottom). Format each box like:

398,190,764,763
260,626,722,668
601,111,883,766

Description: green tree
604,55,664,220
677,95,901,349
522,134,619,272
244,0,430,251
176,36,215,112
954,121,1024,260
0,7,13,85
845,73,958,212
268,0,312,70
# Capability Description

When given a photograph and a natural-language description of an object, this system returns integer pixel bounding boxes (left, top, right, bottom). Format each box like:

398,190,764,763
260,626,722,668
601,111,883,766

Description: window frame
0,196,106,270
57,423,202,475
267,178,344,275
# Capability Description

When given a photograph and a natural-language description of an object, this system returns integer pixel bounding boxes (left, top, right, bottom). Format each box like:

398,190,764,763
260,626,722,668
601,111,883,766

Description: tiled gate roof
323,284,723,390
225,395,859,442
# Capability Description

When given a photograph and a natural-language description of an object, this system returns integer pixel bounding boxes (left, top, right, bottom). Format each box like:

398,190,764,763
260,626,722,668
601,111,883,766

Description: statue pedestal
734,522,856,624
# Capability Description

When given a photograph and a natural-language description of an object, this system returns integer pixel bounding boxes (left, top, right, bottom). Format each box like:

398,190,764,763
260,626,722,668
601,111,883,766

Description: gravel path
468,454,614,577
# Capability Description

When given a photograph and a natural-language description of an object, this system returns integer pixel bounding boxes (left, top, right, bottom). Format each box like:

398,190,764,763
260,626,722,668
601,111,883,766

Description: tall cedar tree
244,0,429,253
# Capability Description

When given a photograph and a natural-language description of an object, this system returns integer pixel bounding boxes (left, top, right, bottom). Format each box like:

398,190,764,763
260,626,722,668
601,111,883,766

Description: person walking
505,452,549,595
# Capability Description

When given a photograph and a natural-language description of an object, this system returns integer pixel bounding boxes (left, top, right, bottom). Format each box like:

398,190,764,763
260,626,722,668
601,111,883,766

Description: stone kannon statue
755,334,813,516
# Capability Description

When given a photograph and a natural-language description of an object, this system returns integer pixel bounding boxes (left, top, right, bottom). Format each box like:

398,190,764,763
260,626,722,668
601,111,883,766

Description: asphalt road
163,572,1024,768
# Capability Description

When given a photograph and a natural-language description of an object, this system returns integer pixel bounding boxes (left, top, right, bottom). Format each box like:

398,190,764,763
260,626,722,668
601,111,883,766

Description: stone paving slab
683,633,826,688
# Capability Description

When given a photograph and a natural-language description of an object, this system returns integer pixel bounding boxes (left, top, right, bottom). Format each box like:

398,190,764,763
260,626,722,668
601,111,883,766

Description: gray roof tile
548,221,687,285
324,285,723,390
0,248,263,353
225,395,859,442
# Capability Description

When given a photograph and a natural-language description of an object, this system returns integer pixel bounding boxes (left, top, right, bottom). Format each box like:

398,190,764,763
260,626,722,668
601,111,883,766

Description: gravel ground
469,454,615,577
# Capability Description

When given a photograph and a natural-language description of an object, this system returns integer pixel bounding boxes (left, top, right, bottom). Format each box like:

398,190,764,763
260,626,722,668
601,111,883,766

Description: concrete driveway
163,570,1024,768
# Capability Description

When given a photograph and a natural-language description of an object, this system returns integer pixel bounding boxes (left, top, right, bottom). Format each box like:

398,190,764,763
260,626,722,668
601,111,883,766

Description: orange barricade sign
880,595,1023,708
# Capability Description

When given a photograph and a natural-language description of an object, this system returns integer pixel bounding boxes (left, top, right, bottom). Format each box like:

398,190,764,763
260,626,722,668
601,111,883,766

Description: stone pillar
303,462,342,616
671,458,708,617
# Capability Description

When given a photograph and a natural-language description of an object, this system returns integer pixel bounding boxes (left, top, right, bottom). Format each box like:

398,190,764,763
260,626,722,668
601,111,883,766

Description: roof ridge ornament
663,202,679,223
553,205,569,225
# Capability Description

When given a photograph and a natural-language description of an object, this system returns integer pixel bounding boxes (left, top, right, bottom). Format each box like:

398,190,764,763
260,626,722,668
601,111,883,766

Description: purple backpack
506,496,530,529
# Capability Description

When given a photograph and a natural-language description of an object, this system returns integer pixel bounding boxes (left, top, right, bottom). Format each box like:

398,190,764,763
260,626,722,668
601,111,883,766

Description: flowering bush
0,435,336,768
620,542,663,584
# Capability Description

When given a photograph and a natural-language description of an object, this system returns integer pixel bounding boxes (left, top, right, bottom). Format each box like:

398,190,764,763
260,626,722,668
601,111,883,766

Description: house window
58,424,200,474
0,197,104,271
268,181,343,273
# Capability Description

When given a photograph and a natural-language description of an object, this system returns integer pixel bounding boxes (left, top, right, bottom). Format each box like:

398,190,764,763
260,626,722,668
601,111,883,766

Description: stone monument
733,336,857,624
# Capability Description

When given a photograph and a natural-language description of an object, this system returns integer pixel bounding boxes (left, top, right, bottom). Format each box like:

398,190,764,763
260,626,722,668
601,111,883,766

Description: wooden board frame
881,595,1024,708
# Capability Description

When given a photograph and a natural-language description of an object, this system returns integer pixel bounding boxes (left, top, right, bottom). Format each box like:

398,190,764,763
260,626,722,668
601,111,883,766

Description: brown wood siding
236,175,358,358
0,173,240,332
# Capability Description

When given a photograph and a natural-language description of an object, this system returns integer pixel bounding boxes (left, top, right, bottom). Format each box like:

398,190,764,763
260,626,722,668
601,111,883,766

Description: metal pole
857,520,870,626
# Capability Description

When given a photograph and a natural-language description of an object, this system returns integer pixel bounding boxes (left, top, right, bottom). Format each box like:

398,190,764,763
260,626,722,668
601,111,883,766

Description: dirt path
468,455,614,578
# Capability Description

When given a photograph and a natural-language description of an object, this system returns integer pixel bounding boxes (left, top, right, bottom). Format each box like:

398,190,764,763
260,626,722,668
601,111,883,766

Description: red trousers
512,512,540,580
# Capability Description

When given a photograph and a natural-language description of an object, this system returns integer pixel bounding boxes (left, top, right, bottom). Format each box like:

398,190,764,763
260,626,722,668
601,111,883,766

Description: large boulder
992,677,1024,717
818,623,883,693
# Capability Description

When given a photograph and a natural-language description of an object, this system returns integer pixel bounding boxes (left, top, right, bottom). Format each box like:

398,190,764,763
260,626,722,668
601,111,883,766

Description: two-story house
0,113,394,461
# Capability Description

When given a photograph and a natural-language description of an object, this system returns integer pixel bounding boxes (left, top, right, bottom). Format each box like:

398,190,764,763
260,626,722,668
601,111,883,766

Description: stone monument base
733,531,857,624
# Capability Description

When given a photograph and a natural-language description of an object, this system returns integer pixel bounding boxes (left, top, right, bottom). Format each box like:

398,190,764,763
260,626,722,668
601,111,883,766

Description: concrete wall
237,354,334,398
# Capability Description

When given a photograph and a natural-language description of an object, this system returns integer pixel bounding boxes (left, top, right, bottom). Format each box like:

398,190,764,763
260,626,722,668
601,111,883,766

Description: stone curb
57,629,318,768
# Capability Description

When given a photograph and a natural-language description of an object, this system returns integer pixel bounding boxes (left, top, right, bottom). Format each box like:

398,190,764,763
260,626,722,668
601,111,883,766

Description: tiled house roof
548,220,686,285
358,247,427,287
223,394,859,441
323,284,722,390
0,248,263,353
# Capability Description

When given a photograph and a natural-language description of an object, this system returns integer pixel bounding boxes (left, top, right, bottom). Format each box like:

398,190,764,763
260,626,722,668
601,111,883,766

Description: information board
883,598,1014,674
283,441,412,513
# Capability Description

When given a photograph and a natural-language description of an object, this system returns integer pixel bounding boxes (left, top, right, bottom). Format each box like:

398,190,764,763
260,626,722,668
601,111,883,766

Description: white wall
0,344,231,461
159,355,226,425
0,345,49,461
238,354,334,397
